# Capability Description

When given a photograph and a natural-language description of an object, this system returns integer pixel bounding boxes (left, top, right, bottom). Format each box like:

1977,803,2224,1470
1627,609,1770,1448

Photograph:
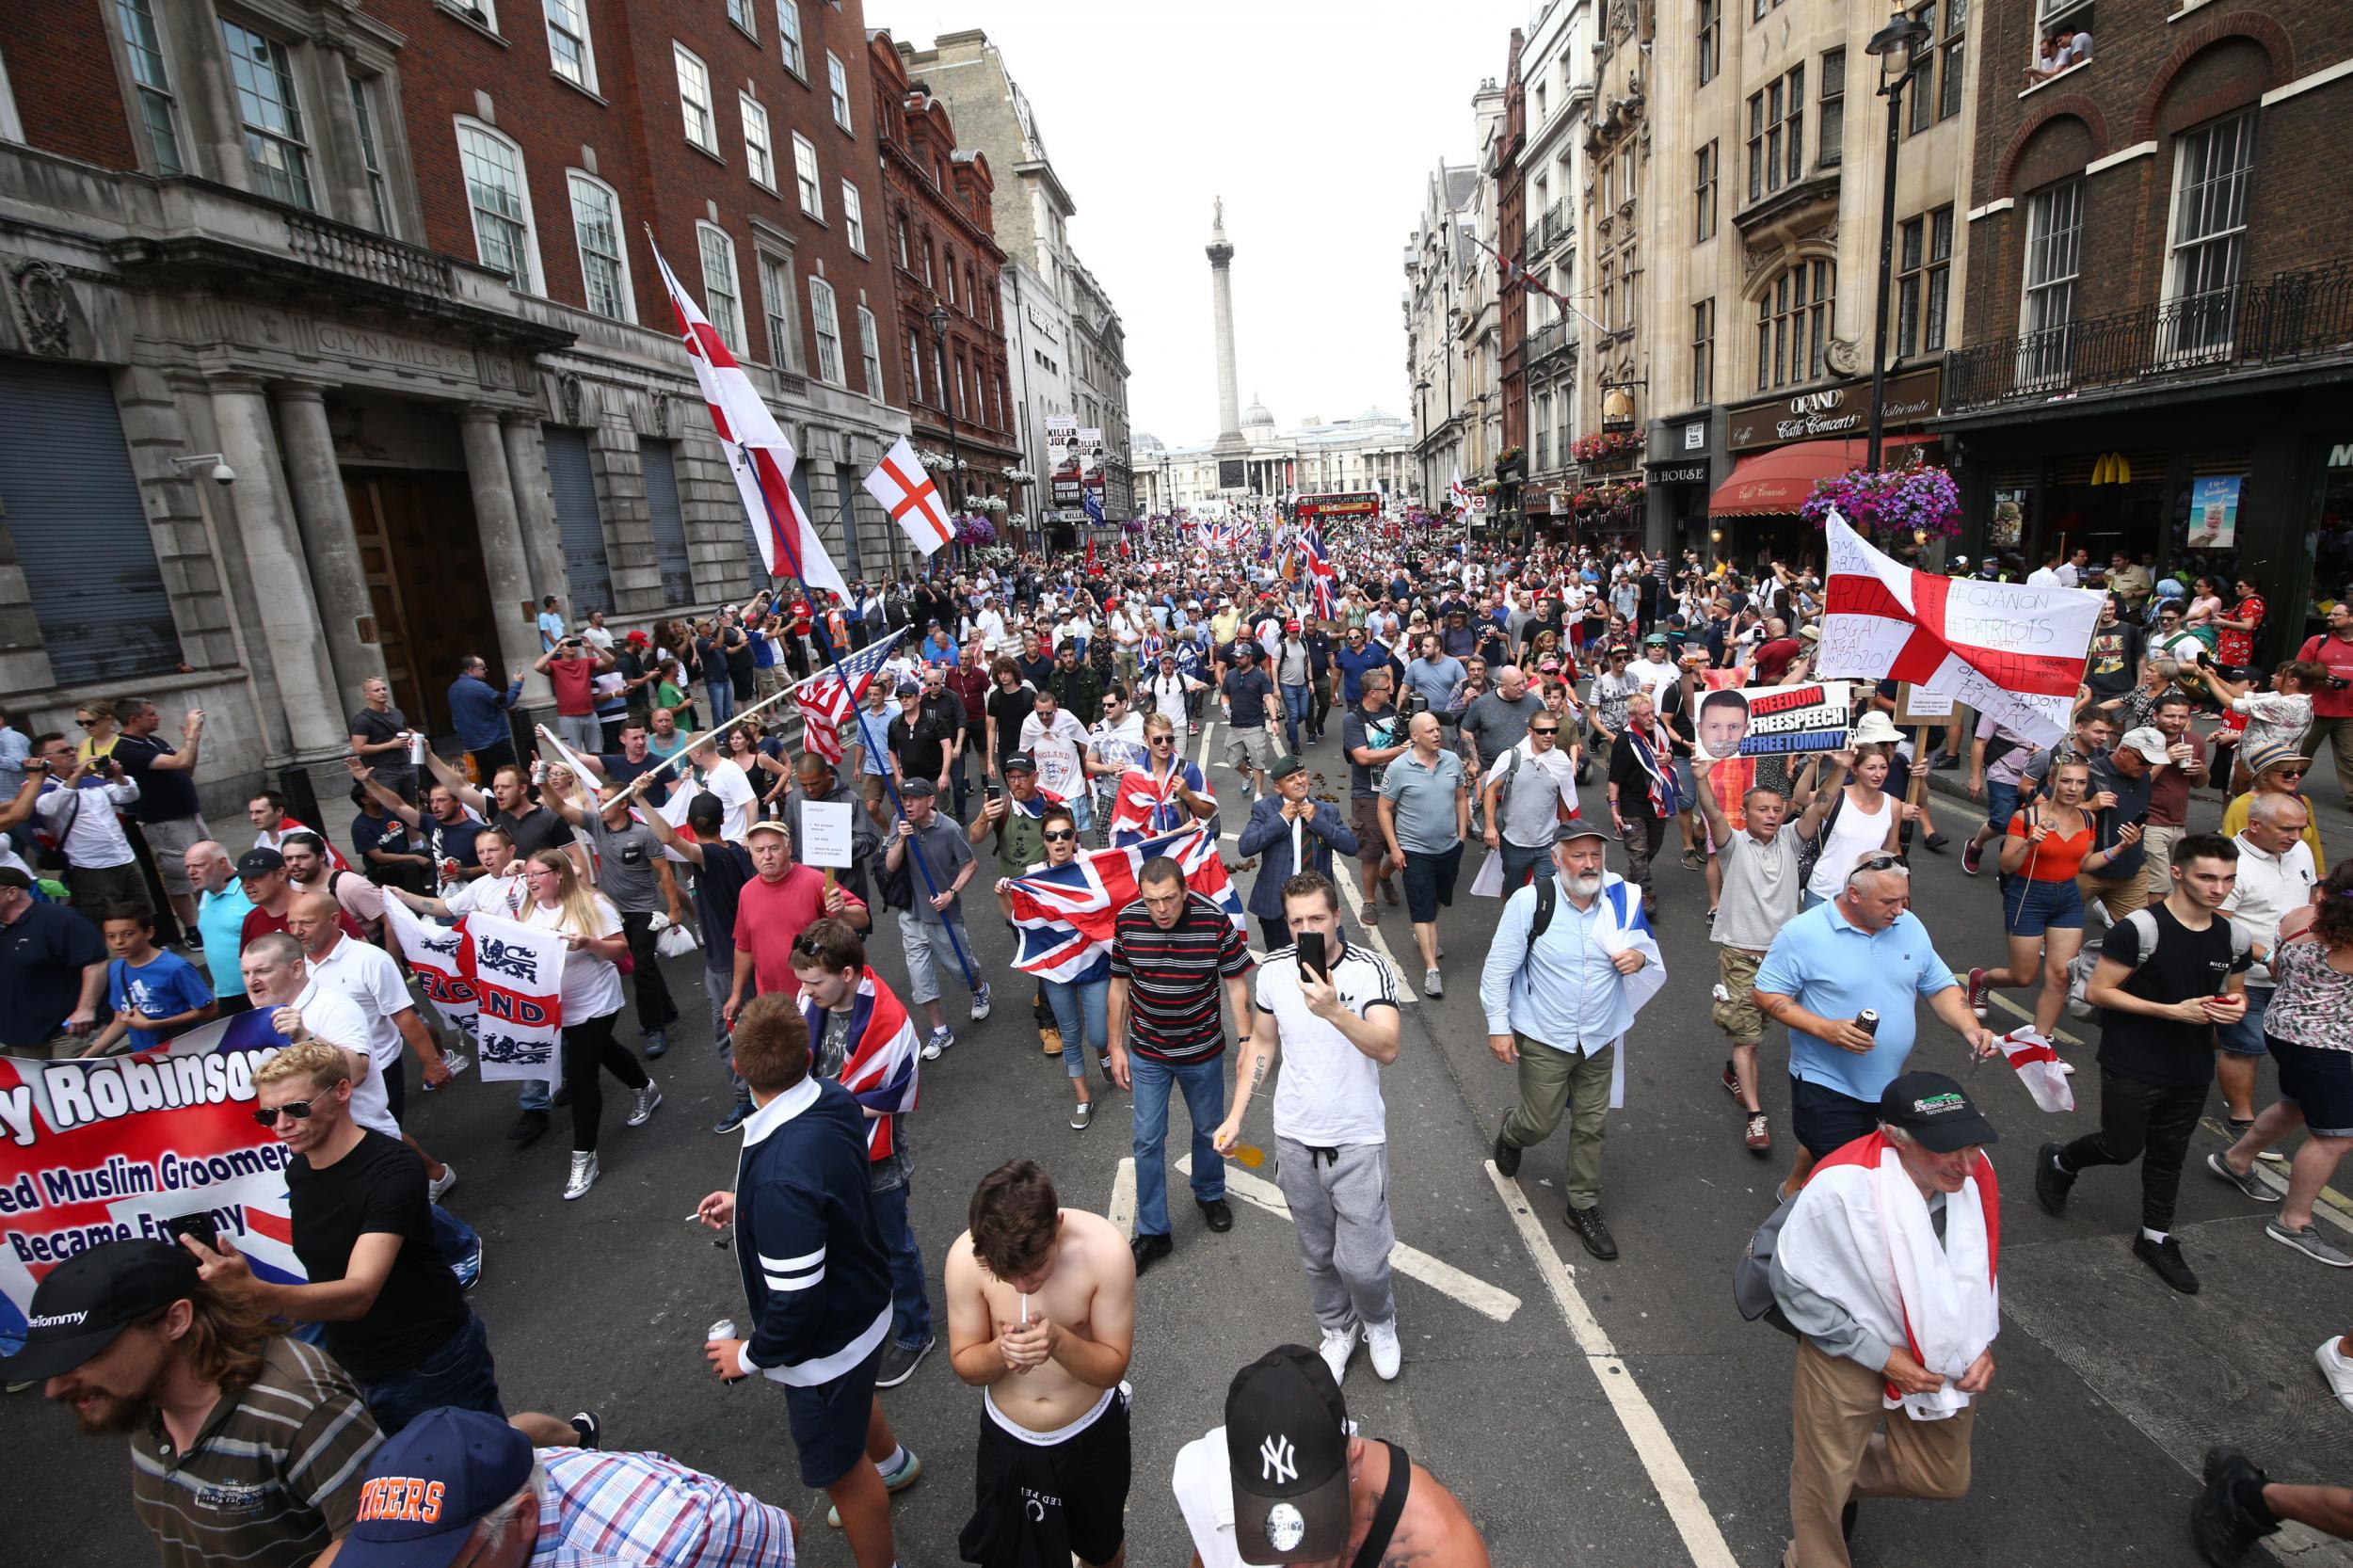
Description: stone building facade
0,0,915,808
1402,162,1477,507
1134,406,1416,517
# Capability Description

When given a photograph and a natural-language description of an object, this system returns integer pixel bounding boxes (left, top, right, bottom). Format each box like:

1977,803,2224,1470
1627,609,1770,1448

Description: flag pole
734,439,984,994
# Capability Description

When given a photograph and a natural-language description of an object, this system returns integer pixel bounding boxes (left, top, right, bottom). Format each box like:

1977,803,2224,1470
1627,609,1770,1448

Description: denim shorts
2217,984,2273,1057
2002,875,2085,937
1982,781,2021,836
2272,1035,2353,1136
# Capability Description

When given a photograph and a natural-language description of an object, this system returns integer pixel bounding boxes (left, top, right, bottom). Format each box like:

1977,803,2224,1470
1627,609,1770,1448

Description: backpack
1732,1191,1801,1337
877,840,916,912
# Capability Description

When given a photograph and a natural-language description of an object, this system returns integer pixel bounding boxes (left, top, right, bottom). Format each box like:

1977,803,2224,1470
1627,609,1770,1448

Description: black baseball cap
235,847,284,879
1002,753,1036,774
1553,818,1618,846
340,1406,535,1568
900,776,937,797
684,791,726,834
0,1240,199,1381
1880,1071,2000,1152
1225,1345,1353,1563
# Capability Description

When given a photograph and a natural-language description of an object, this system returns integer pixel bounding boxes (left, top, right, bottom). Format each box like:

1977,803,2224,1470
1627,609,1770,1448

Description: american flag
1002,825,1245,982
798,967,920,1160
794,628,906,764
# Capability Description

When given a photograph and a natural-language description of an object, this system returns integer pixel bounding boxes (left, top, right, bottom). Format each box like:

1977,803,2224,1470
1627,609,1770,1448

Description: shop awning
1708,435,1937,517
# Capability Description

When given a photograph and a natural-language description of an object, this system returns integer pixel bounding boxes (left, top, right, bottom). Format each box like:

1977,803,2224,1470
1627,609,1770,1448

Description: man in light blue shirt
184,840,255,1012
1753,855,1998,1197
536,595,566,652
1481,823,1663,1261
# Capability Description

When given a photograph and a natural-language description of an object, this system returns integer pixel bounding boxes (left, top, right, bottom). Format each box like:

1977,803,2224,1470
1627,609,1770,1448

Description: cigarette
1019,1292,1029,1325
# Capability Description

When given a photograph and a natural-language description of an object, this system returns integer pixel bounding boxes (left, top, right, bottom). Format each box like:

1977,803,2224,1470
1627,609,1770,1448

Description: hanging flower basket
1570,430,1643,464
1800,464,1961,539
952,514,997,545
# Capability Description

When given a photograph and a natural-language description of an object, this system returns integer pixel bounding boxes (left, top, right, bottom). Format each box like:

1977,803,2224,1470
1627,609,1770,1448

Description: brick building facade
1939,1,2353,662
0,0,917,808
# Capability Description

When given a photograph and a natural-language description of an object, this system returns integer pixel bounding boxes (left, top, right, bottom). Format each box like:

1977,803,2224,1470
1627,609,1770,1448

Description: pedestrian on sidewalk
1482,823,1664,1260
1215,872,1404,1385
1770,1072,2002,1568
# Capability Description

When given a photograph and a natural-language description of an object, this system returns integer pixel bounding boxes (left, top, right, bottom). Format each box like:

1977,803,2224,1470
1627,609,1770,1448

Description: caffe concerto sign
1725,367,1942,454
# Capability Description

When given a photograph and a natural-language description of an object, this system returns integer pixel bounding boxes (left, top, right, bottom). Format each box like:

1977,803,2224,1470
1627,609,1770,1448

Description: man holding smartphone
1214,871,1405,1386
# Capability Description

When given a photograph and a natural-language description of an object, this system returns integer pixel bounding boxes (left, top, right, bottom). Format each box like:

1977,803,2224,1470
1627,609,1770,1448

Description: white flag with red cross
1816,512,2102,744
863,437,952,557
649,241,847,601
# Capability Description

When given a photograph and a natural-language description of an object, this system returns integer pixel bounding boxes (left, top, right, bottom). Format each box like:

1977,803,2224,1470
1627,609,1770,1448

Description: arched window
1754,257,1835,392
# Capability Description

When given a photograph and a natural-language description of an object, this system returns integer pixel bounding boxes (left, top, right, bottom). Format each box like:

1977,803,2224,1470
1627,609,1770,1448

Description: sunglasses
1150,735,1175,746
75,715,99,726
2273,767,2308,779
1529,726,1560,735
1042,828,1078,842
252,1100,317,1127
1846,853,1906,882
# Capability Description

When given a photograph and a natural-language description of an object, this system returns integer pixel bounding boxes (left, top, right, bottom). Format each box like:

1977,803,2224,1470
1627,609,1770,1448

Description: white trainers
1423,968,1443,998
922,1027,955,1061
1365,1320,1401,1381
2317,1336,2353,1414
627,1080,662,1127
563,1151,600,1201
1318,1326,1358,1386
969,984,992,1022
427,1163,458,1204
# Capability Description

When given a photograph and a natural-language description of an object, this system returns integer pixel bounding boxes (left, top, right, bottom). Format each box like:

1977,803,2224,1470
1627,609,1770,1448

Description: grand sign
1726,366,1942,454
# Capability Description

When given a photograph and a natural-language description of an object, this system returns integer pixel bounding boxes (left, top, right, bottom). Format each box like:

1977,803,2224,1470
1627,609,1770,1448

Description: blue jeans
356,1311,504,1435
430,1204,478,1271
707,964,746,1099
1130,1053,1227,1238
868,1182,933,1349
1043,975,1109,1080
1280,683,1311,752
705,679,736,726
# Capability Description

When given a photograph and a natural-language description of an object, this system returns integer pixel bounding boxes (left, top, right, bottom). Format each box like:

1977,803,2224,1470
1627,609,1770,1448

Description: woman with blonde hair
519,847,657,1199
1968,756,2108,1050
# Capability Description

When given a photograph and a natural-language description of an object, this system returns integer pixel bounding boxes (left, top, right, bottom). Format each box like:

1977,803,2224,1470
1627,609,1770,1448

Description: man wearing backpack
1479,699,1580,891
1481,822,1665,1260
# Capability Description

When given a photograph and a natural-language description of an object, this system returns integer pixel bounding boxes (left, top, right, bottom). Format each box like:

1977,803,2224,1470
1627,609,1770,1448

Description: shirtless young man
945,1159,1138,1568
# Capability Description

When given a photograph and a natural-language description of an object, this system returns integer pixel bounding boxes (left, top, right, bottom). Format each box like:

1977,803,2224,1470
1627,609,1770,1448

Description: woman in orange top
1967,758,2137,1047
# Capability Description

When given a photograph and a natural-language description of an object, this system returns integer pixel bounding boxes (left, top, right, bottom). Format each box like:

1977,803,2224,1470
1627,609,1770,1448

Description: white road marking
1484,1161,1740,1568
1333,870,1420,1003
1196,719,1218,775
1109,1157,1136,1238
1178,1158,1521,1323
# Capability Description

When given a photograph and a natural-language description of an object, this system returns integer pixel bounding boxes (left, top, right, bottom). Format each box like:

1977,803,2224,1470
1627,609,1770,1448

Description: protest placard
799,799,856,869
0,1046,305,1353
455,913,566,1084
1689,681,1853,763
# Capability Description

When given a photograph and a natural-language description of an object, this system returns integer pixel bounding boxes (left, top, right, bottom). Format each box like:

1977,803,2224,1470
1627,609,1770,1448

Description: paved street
9,722,2353,1568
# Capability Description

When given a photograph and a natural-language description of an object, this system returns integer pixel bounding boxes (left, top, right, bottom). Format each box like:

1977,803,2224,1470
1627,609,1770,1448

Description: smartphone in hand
166,1211,220,1252
1297,930,1328,984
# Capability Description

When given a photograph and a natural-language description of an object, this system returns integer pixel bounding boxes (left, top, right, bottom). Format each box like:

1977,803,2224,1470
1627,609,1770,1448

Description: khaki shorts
1713,947,1767,1044
138,815,210,897
1352,797,1387,864
1225,723,1275,774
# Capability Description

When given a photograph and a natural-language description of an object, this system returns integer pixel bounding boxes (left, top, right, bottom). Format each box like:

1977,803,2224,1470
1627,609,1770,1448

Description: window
349,78,391,232
0,49,18,144
776,0,804,76
759,254,799,371
727,0,756,36
1532,82,1546,124
1896,206,1953,359
741,94,774,188
808,277,843,385
922,240,935,287
1695,141,1718,242
895,213,910,268
944,247,956,306
1755,258,1835,391
967,264,979,312
905,330,923,404
1692,298,1716,406
675,45,716,153
826,52,852,132
2019,176,2083,381
568,172,631,321
1940,0,1967,121
841,181,866,253
1819,49,1845,168
456,120,536,290
1745,66,1802,203
1698,0,1720,87
856,305,883,398
543,0,596,90
792,132,822,217
697,222,743,351
1908,3,1938,135
115,0,183,175
222,21,312,208
2166,112,2255,356
952,353,968,419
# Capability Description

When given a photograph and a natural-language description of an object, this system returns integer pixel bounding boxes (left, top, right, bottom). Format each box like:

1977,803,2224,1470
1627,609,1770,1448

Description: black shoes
1199,1198,1234,1233
506,1109,550,1145
1493,1126,1521,1177
567,1410,602,1449
874,1335,935,1389
1130,1233,1174,1274
1567,1204,1619,1260
712,1099,753,1135
2134,1232,2201,1294
2190,1446,2277,1566
2034,1142,2076,1217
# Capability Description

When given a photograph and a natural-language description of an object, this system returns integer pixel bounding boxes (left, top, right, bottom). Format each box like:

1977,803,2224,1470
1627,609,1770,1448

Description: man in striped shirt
5,1239,381,1568
1108,856,1256,1275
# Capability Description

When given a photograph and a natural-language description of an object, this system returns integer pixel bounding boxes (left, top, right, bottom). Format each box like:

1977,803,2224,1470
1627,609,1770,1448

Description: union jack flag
799,966,920,1161
793,628,906,764
1301,523,1337,620
1107,759,1214,844
1002,825,1245,982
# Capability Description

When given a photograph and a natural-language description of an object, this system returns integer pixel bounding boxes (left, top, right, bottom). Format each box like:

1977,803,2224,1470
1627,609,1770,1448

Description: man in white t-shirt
240,931,398,1140
1020,686,1094,826
1213,872,1405,1387
671,734,758,843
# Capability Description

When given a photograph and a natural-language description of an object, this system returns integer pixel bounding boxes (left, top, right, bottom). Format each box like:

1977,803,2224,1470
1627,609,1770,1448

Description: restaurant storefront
1708,367,1945,571
1645,409,1720,564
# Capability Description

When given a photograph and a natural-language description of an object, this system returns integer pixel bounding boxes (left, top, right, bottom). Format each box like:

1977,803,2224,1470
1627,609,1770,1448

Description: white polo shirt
1172,1428,1250,1568
1253,941,1402,1147
288,977,398,1138
2223,832,2318,988
302,935,413,1068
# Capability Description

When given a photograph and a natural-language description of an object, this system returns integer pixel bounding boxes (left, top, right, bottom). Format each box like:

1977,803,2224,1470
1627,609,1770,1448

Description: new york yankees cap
1225,1345,1353,1563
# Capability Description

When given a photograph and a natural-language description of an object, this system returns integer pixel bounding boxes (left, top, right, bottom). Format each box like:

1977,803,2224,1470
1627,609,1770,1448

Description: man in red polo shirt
723,818,872,1030
2297,600,2353,804
535,634,615,755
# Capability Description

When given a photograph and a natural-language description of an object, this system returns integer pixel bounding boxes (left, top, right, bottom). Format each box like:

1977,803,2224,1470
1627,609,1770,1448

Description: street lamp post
1865,8,1933,472
925,303,967,547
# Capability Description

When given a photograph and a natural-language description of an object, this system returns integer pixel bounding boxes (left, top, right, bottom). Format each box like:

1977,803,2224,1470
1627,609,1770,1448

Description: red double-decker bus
1292,491,1381,522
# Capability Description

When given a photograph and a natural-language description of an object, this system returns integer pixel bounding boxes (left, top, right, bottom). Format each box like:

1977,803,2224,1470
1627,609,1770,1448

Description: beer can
1856,1009,1880,1036
409,732,428,767
709,1319,744,1384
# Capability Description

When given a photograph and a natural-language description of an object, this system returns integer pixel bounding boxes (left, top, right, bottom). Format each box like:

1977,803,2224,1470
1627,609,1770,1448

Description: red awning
1708,435,1937,518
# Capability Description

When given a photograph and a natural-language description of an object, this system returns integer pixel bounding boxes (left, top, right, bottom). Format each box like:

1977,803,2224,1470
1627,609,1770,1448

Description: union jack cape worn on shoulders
799,966,920,1161
1001,825,1245,982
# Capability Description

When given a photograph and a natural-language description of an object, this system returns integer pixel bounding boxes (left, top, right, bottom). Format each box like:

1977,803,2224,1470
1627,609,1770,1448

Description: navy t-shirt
594,751,671,808
109,735,201,823
424,813,486,872
1224,666,1275,728
689,842,757,974
1,902,106,1047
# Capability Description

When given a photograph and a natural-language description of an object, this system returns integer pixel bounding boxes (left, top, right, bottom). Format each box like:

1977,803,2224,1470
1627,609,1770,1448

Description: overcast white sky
876,0,1531,448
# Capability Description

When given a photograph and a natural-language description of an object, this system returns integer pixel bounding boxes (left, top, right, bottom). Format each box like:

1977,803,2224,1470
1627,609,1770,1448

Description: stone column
502,414,568,616
273,382,383,709
208,376,344,760
459,407,551,705
1207,205,1242,445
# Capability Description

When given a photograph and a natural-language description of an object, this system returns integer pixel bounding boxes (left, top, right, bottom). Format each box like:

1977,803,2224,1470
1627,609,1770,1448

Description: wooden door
343,472,498,740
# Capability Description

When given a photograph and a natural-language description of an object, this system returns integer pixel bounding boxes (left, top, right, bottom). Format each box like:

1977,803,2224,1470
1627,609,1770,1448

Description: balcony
1944,261,2353,416
1523,317,1573,366
1541,202,1567,253
283,212,454,296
